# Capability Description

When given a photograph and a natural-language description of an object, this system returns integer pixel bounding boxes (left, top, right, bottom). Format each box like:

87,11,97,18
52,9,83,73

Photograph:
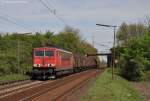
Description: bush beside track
0,74,29,82
81,68,143,101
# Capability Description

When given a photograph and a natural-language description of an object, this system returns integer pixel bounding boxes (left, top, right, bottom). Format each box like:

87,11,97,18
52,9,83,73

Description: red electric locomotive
32,47,98,79
32,47,73,79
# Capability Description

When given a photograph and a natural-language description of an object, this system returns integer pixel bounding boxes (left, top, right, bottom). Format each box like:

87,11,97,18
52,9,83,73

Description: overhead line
95,42,111,49
4,14,34,32
38,0,55,14
0,14,34,32
38,0,68,26
0,16,28,30
44,0,56,10
46,0,69,26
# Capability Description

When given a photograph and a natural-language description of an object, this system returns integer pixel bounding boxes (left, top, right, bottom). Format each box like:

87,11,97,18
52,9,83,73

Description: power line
0,16,26,29
95,41,111,49
47,0,57,8
4,14,34,32
38,0,56,14
0,15,33,32
44,0,56,11
38,0,68,26
46,0,70,26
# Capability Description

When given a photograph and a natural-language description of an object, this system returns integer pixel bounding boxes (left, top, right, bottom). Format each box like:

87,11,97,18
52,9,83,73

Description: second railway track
0,79,31,91
0,69,101,101
0,80,46,98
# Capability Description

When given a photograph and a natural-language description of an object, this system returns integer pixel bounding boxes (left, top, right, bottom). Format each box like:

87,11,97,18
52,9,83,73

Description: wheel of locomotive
73,67,77,73
50,70,57,80
31,74,37,80
42,72,48,80
50,75,56,80
31,68,38,80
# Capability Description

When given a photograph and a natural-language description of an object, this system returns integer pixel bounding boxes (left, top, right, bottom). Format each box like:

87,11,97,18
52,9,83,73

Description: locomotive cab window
45,51,54,56
35,51,44,56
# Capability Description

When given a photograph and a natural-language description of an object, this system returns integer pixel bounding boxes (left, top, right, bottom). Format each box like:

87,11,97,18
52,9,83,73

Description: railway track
0,80,46,98
0,79,30,90
33,69,103,101
0,69,102,101
0,79,29,86
22,70,98,101
53,71,98,101
55,68,104,101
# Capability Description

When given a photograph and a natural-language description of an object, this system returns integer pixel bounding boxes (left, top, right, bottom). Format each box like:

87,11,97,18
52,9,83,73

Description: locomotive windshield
45,51,54,56
35,51,44,56
34,50,54,56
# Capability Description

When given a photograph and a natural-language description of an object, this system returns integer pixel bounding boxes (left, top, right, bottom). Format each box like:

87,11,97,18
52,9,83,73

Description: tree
117,22,146,45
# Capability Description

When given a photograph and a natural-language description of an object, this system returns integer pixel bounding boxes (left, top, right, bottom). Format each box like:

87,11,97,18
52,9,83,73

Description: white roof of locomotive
34,47,72,54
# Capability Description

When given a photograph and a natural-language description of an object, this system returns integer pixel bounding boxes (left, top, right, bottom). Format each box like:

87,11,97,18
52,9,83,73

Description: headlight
48,64,55,67
34,64,37,67
33,64,41,67
51,64,55,67
37,64,41,67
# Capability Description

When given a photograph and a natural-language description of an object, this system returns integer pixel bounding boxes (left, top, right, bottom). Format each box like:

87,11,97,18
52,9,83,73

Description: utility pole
96,24,117,79
112,26,116,79
16,33,31,74
17,40,20,74
92,35,95,47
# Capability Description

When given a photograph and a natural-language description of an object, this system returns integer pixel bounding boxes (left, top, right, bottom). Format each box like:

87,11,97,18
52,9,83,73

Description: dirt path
133,81,150,101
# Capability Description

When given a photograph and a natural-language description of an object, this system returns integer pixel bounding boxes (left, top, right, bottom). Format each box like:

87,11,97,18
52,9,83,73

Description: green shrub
142,71,150,81
119,56,144,81
118,33,150,81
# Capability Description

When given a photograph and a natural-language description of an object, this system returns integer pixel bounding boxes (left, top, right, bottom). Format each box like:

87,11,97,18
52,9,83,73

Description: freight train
31,47,98,79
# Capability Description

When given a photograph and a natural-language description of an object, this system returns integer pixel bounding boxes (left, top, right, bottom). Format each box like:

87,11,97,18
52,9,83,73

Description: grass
142,71,150,81
81,69,143,101
0,74,29,82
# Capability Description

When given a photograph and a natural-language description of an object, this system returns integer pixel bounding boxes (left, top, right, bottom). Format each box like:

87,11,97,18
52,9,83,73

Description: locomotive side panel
55,49,73,71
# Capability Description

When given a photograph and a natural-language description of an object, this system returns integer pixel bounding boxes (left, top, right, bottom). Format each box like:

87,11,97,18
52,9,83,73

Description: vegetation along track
0,69,102,101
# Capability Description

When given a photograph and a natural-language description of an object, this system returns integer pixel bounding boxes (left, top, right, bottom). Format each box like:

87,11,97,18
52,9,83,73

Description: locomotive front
32,47,56,79
33,48,56,68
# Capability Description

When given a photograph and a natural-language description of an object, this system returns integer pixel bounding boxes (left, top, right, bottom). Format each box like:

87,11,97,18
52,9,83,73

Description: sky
0,0,150,55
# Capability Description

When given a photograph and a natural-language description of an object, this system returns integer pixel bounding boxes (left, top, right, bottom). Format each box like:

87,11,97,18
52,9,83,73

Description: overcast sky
0,0,150,53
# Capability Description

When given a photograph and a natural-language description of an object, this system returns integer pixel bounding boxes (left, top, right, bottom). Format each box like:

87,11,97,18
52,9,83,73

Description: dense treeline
0,27,97,76
117,18,150,81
